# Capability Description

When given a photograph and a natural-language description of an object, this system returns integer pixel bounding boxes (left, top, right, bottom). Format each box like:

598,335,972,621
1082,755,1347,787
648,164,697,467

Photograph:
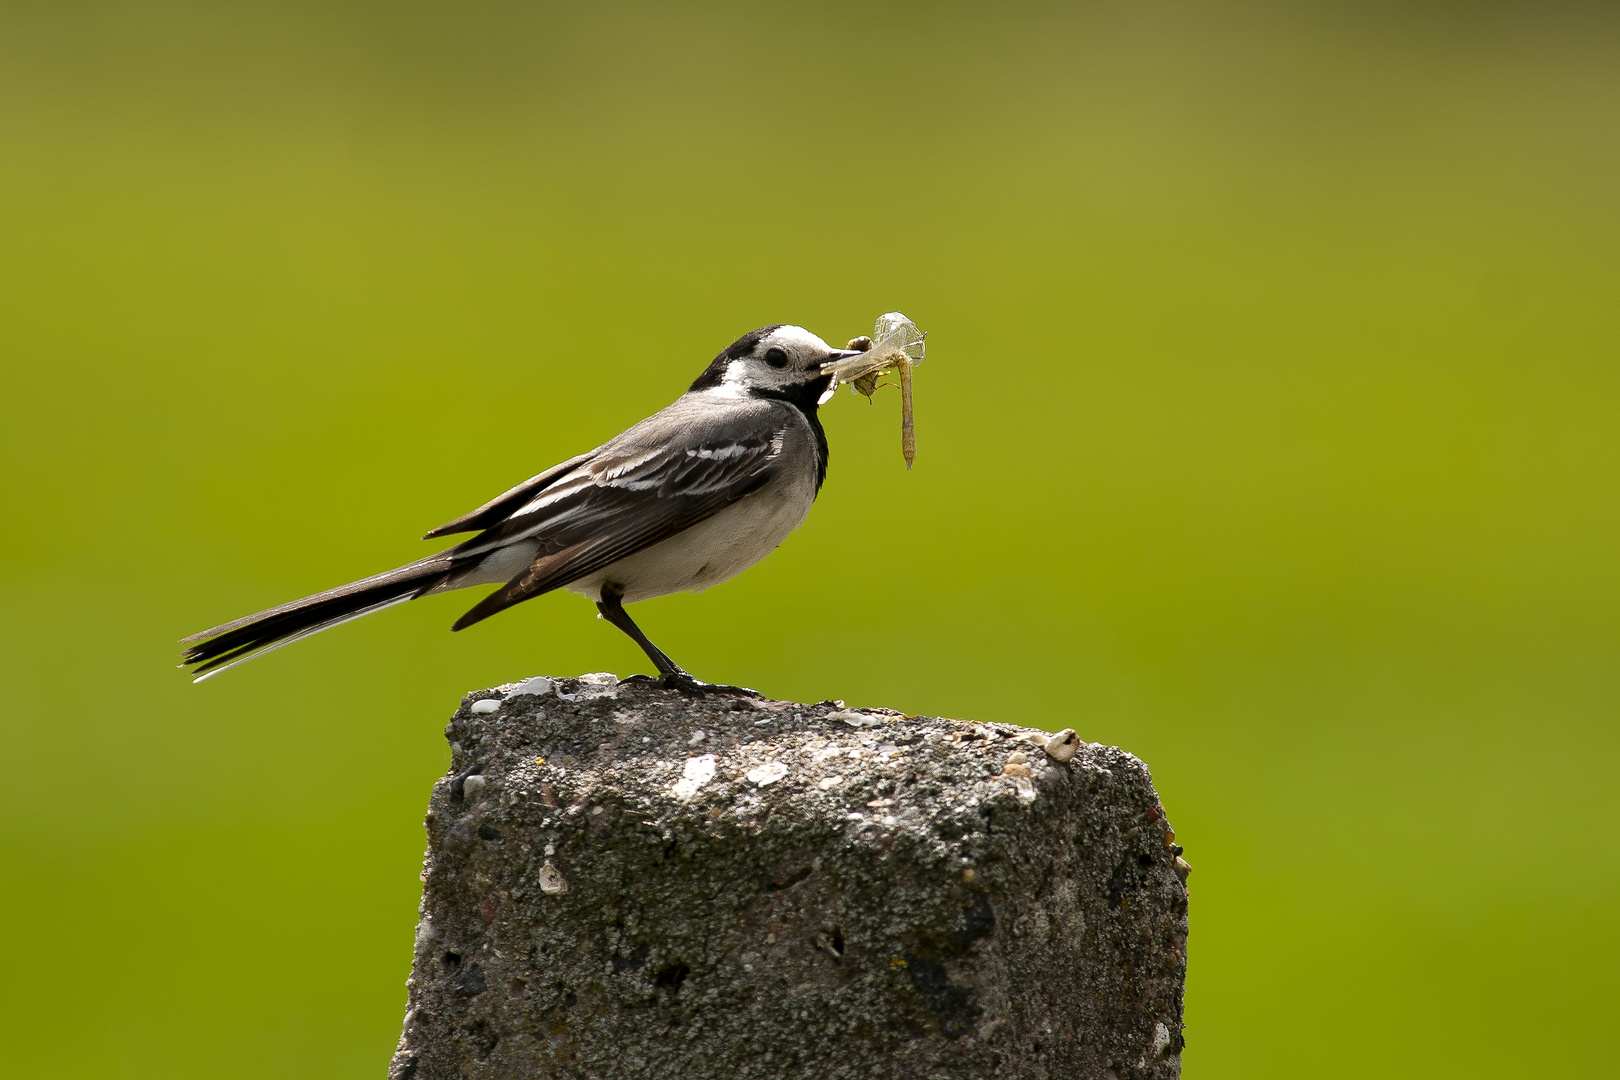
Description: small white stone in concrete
1044,728,1080,762
833,711,877,728
818,776,844,790
1006,750,1028,765
1152,1022,1172,1057
538,860,568,896
746,762,788,786
509,676,555,697
470,699,501,715
590,806,603,815
543,844,555,856
689,730,707,745
559,672,620,701
462,775,488,801
672,754,717,798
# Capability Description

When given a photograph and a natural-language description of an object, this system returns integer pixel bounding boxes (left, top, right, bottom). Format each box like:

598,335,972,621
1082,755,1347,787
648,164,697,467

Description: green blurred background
2,1,1616,1075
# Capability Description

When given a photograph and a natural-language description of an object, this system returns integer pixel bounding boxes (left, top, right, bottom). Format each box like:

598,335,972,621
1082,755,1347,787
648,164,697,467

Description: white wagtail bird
181,325,866,695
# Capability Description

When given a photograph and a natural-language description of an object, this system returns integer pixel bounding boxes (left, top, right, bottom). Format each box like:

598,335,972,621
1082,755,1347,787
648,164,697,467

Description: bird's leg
595,588,759,698
595,585,682,678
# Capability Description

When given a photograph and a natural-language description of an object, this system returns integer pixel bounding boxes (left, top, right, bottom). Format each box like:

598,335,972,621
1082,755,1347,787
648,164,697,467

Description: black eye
764,347,789,368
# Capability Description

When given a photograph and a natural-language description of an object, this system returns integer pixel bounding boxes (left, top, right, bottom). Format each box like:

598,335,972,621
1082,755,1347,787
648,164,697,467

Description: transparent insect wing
820,351,886,381
872,312,926,365
821,312,926,383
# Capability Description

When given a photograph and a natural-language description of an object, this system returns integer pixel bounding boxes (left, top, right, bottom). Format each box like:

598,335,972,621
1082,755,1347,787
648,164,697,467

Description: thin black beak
823,349,863,362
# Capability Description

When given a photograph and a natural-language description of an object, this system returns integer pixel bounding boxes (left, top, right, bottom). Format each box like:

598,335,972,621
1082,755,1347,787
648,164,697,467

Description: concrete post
391,674,1188,1079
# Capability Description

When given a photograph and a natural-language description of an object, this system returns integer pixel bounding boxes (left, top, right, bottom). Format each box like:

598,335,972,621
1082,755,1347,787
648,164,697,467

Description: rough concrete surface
390,674,1188,1079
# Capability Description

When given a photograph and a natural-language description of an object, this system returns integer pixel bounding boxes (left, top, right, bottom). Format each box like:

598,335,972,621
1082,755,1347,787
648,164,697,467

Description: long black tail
181,552,457,681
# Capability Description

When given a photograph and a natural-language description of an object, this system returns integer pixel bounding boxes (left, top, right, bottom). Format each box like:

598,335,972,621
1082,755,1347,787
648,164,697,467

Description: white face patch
769,325,834,354
702,325,837,397
711,360,755,397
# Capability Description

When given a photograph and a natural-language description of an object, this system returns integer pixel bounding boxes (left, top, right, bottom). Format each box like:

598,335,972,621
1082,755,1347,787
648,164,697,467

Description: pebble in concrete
1045,728,1081,762
746,762,788,786
537,860,568,896
672,755,717,799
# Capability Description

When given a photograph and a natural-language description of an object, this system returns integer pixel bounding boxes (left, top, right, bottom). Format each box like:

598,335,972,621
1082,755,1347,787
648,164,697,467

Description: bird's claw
658,672,761,699
620,674,663,688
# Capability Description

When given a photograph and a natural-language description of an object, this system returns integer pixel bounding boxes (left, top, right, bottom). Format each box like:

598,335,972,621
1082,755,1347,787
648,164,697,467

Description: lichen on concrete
390,675,1188,1079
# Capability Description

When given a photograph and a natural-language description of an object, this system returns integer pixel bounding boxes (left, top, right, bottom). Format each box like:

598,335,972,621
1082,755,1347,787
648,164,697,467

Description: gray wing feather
422,451,595,539
449,401,791,629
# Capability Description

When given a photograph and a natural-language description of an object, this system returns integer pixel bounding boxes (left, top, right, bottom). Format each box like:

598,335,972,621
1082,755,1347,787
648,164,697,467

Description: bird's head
688,325,863,403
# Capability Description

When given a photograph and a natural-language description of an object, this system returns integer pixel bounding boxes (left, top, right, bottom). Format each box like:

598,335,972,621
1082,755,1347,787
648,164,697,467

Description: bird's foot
658,672,762,699
619,671,761,698
620,674,663,689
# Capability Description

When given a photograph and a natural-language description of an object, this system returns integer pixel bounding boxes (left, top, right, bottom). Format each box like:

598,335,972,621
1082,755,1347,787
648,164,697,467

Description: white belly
564,470,817,604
